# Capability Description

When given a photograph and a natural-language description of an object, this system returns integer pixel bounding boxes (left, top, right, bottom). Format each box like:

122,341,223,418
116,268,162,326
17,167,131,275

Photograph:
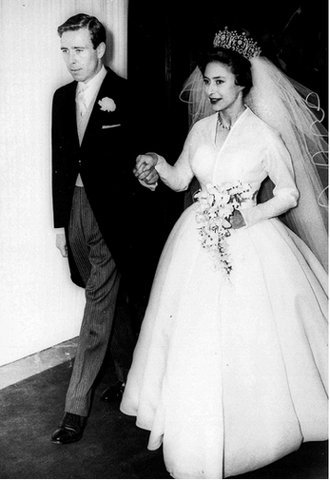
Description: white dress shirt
75,65,107,187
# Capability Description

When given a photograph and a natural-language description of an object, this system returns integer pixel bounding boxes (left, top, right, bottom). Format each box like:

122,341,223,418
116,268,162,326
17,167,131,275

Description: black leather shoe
51,412,86,444
100,381,125,403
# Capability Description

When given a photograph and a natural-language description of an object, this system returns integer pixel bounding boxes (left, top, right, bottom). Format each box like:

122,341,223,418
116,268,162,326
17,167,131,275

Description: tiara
213,27,261,60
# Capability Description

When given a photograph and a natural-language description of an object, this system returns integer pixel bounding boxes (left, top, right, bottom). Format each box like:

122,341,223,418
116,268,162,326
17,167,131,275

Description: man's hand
133,154,158,183
142,168,159,185
56,233,68,257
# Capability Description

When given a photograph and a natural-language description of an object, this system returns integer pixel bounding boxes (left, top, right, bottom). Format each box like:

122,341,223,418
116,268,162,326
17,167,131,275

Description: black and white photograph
0,1,328,479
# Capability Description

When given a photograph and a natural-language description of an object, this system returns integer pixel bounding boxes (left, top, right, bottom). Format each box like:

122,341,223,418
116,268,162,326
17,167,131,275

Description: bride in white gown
120,27,328,479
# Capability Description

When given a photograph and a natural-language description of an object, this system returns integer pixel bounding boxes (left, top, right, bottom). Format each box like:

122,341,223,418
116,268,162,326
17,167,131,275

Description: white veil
180,56,328,271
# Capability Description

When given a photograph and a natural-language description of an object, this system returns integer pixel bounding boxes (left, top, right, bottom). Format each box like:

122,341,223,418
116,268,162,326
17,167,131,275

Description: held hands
56,233,68,257
133,154,159,185
133,155,245,228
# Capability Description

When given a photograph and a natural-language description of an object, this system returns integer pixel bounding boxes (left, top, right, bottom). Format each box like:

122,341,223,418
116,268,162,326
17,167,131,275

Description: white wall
0,0,128,367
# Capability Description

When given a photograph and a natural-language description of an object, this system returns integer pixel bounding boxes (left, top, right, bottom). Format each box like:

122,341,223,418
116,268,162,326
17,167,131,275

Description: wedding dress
120,107,328,479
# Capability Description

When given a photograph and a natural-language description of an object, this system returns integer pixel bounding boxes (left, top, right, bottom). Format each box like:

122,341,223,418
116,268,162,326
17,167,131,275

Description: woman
120,28,328,479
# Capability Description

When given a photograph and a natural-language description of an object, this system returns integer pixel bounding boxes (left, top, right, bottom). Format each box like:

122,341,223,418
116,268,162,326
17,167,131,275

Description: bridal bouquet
194,182,252,276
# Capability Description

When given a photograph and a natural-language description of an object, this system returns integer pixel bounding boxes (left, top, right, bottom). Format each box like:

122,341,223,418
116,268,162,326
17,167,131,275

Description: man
51,13,158,445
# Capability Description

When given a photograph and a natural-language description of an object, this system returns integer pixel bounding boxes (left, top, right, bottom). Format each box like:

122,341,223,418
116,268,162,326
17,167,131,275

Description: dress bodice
156,107,299,227
192,110,274,192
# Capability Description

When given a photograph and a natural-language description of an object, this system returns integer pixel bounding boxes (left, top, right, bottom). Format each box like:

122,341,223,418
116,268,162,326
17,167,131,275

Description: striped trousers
65,187,135,417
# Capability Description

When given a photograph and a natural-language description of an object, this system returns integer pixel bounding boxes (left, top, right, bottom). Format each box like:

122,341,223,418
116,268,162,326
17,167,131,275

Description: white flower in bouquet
194,181,253,277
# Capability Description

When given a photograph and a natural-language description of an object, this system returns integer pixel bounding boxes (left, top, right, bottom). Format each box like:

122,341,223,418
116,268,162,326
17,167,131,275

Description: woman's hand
229,210,246,229
133,153,158,184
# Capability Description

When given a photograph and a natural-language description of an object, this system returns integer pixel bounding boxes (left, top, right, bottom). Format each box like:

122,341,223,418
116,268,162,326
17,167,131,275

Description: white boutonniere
98,97,116,112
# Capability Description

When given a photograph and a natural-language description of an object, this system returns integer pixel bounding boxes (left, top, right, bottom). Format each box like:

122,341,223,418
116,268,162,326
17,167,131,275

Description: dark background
127,0,328,236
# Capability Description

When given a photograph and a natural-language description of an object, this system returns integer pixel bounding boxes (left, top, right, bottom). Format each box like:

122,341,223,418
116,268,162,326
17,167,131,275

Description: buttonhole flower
98,97,116,112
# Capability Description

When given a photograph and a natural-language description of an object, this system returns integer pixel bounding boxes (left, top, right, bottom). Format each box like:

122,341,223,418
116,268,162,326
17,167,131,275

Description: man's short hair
57,13,106,49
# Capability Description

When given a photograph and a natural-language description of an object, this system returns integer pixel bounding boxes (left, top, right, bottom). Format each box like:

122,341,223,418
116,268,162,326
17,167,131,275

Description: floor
0,346,170,479
0,341,328,479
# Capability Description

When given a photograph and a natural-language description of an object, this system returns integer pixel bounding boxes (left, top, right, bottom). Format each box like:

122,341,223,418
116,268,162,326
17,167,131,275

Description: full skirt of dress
120,204,328,479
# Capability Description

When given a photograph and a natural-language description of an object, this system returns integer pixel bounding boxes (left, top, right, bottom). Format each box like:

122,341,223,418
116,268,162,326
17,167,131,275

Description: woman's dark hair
198,48,253,95
57,13,106,49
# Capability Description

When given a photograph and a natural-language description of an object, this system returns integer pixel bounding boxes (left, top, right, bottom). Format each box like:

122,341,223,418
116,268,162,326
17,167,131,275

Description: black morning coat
52,67,153,295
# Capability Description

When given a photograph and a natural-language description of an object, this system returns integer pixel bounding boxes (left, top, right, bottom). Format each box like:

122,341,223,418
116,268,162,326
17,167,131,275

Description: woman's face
203,61,244,113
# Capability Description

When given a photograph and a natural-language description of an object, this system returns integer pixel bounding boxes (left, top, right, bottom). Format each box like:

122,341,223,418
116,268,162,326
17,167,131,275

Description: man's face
60,27,105,83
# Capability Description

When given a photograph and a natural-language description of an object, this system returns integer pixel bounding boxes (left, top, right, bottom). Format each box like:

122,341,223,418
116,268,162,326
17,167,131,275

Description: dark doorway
128,0,328,222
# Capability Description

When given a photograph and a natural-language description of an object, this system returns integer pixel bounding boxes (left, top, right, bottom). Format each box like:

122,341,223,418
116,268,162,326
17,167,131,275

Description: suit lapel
64,82,80,149
80,74,106,146
80,69,119,148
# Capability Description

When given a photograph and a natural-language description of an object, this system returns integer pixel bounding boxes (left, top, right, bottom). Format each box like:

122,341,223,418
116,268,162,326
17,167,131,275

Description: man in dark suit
50,13,158,445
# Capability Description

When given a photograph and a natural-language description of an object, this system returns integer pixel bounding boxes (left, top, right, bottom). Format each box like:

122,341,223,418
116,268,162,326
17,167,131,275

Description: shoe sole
50,434,83,445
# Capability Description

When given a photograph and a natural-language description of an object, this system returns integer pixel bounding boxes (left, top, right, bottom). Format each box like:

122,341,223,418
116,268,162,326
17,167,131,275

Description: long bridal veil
180,56,328,271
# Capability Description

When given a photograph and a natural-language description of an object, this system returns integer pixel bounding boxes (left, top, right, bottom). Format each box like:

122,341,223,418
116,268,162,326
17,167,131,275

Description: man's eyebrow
60,46,85,50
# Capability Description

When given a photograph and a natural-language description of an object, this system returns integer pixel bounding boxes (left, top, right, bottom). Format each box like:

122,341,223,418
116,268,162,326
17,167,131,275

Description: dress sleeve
154,129,195,192
241,131,299,227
